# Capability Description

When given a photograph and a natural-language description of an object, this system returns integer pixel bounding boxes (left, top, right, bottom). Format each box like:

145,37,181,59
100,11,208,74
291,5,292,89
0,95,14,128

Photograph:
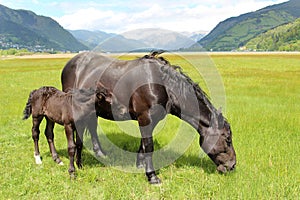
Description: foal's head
95,82,128,120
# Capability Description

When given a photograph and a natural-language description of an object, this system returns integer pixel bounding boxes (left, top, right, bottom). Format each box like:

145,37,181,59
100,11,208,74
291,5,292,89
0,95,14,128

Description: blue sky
0,0,288,33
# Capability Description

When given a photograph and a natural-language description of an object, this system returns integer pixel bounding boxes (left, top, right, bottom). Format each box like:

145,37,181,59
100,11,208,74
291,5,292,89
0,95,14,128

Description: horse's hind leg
32,116,43,164
87,115,106,157
45,118,63,165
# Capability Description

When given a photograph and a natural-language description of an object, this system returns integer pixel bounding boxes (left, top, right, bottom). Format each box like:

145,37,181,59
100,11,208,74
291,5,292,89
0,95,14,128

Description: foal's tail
23,90,35,120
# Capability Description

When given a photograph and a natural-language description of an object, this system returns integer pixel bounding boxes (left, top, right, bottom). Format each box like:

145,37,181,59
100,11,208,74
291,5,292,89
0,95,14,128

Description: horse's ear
210,113,217,129
217,107,224,129
217,107,222,115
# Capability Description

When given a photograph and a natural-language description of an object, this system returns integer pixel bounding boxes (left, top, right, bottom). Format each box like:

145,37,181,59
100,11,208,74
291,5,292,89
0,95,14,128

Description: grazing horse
22,86,118,176
61,51,236,184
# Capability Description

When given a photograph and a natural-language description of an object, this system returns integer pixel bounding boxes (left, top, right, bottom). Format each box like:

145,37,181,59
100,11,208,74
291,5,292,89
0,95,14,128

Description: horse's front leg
75,121,85,169
136,140,145,169
45,118,63,165
64,124,76,178
138,112,161,184
32,116,43,164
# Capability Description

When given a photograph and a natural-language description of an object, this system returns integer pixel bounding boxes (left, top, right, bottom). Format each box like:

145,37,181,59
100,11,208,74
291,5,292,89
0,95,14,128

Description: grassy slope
0,53,299,199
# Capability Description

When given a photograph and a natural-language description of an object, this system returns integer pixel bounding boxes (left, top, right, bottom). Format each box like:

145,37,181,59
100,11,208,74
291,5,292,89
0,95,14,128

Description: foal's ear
96,81,113,104
96,89,112,104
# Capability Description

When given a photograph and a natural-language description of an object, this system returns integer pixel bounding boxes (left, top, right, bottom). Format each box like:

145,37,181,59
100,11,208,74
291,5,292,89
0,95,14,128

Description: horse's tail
23,90,35,120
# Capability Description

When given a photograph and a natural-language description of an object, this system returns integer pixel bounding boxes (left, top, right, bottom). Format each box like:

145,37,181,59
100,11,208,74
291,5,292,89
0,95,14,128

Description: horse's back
61,52,119,92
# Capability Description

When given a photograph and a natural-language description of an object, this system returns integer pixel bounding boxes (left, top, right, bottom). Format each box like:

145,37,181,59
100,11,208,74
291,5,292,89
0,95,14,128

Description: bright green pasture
0,53,299,199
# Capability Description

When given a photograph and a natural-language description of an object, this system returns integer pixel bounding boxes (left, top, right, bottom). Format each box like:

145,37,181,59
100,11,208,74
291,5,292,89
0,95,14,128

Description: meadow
0,52,299,199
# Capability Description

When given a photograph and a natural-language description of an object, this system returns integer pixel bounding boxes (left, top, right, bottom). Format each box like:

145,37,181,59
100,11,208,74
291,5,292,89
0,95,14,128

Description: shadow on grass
55,131,217,174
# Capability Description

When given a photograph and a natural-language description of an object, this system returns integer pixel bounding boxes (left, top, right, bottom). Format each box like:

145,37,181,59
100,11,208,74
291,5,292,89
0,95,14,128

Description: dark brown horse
61,51,236,184
22,86,118,176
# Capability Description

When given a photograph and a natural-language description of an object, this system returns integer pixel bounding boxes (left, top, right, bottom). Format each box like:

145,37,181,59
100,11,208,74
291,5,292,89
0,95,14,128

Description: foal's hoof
54,158,63,165
69,171,76,179
70,173,76,180
34,155,42,165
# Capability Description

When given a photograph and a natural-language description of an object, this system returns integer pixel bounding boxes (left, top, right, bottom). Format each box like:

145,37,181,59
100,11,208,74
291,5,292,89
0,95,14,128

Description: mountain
181,31,207,42
199,0,300,51
121,28,197,50
70,28,199,52
69,30,115,49
245,18,300,51
0,4,87,51
93,35,148,52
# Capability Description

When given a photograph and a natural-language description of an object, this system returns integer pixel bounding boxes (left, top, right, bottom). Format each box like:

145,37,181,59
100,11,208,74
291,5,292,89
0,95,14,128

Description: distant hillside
245,18,300,51
0,4,87,51
199,0,300,51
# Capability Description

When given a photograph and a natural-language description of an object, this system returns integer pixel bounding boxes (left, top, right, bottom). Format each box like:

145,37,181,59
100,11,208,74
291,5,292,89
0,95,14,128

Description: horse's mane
142,51,216,113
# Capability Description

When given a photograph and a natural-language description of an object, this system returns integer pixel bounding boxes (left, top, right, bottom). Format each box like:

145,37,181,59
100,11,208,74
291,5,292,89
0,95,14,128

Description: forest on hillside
245,18,300,51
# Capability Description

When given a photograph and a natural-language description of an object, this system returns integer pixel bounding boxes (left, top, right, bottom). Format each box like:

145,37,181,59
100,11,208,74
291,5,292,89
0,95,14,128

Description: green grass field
0,53,299,199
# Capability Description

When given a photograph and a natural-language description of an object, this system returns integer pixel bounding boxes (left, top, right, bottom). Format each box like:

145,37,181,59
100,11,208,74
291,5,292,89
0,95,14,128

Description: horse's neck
169,91,212,131
164,79,214,133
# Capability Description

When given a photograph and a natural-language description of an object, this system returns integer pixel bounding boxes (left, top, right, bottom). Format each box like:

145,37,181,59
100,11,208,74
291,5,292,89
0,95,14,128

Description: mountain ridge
0,4,88,51
198,0,300,51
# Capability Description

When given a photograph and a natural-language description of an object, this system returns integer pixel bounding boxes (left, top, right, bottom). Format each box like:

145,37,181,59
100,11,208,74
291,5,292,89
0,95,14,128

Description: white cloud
55,0,288,33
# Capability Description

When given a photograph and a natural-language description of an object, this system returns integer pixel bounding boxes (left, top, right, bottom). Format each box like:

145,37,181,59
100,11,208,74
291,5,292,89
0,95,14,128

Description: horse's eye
226,137,232,146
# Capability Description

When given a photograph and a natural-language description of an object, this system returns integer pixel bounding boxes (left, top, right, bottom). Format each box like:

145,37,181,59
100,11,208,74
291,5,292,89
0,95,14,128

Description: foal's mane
142,51,216,113
68,88,96,103
37,86,61,101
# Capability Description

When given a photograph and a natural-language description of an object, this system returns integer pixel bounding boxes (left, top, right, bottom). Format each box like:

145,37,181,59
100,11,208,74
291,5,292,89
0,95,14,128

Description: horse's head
200,110,236,173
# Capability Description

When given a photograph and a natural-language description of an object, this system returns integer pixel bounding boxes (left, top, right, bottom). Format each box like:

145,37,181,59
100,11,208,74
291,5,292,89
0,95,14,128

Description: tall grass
0,53,299,199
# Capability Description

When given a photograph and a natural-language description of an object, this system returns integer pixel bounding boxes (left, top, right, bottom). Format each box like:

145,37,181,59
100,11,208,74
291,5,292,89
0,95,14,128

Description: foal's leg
32,116,43,164
86,115,106,157
64,124,76,177
45,118,63,165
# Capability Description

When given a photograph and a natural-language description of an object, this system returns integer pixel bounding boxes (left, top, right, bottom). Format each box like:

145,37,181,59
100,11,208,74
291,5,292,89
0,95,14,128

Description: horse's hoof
147,174,161,185
58,161,64,166
136,160,145,169
76,162,83,169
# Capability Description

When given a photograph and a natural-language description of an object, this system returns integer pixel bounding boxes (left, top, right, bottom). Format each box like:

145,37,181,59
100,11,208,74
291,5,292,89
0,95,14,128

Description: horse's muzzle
217,160,236,173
